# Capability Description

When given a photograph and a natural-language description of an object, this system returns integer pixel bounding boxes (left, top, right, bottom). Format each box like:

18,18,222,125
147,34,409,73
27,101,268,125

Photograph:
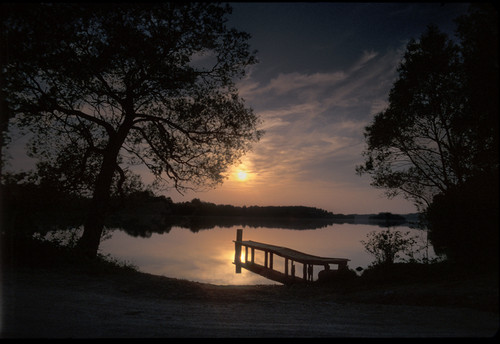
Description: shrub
361,228,425,266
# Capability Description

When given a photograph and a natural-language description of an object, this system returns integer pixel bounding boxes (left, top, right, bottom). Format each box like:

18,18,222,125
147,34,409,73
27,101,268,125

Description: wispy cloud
234,47,404,192
249,71,347,96
349,50,379,73
169,3,467,213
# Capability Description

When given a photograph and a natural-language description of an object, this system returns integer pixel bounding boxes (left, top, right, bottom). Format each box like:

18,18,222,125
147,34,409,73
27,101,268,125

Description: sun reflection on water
98,224,436,285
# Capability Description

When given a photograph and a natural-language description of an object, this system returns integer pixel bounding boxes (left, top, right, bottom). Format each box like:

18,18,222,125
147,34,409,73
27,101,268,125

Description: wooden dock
233,229,350,285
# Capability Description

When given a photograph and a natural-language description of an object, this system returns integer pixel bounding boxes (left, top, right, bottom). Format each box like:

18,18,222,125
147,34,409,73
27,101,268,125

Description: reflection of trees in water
172,216,343,231
103,198,362,236
367,218,409,228
1,180,417,248
113,216,345,237
113,215,417,238
8,209,414,240
22,213,415,239
1,181,414,238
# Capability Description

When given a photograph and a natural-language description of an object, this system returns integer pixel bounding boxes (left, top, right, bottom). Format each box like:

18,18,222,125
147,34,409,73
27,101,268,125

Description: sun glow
236,170,248,181
231,158,254,183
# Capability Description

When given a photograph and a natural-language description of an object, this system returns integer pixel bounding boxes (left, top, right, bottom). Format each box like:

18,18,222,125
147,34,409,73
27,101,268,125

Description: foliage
356,4,498,211
423,4,499,265
454,3,499,173
2,230,138,273
32,228,83,249
2,3,261,193
170,198,340,218
1,3,262,256
426,168,499,266
361,228,431,266
356,4,498,266
0,172,88,237
359,261,459,286
356,25,466,210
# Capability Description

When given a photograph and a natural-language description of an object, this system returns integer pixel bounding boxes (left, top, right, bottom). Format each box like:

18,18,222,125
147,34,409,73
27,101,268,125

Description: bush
1,230,137,274
361,228,427,266
426,169,499,268
359,261,459,285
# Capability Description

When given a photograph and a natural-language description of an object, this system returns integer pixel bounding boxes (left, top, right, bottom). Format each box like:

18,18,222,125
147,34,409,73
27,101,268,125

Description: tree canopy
356,4,498,211
356,4,498,264
1,3,263,256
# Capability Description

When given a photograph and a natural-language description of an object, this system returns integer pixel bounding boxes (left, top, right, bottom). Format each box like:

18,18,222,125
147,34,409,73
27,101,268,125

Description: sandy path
1,268,498,338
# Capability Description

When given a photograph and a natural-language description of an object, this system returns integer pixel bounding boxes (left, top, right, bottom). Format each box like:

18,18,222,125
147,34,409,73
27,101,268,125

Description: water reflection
113,214,413,237
99,223,436,286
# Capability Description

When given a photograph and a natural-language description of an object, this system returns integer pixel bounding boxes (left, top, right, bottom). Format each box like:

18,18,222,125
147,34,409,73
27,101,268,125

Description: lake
97,221,438,285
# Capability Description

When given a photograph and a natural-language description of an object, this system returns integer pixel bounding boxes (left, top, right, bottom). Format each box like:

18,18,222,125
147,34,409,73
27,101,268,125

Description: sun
236,170,248,181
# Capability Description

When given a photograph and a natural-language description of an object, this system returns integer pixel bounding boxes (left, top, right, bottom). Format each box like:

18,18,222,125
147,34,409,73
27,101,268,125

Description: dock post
234,229,242,273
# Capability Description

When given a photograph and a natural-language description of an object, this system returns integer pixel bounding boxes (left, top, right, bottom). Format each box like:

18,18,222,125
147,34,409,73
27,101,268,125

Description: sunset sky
162,3,470,215
5,3,471,215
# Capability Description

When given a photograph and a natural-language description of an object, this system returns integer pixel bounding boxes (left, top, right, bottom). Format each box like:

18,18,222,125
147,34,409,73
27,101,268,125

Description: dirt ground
1,266,498,338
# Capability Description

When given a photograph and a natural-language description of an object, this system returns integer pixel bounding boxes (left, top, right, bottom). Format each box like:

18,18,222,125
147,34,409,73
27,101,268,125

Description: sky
4,3,472,215
160,2,470,215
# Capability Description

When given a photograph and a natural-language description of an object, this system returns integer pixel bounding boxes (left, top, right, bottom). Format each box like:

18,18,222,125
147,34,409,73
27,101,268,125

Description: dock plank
235,240,349,265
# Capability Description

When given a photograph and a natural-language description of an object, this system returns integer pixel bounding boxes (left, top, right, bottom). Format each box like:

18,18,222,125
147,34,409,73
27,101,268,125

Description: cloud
240,46,401,113
349,50,379,73
234,48,404,192
165,46,414,213
253,71,347,96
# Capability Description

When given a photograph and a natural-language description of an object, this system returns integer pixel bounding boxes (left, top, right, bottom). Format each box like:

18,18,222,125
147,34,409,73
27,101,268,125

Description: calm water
98,223,437,285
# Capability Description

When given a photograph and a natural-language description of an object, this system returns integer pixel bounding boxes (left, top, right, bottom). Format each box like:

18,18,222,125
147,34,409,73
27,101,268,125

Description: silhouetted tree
2,3,262,257
426,169,498,266
357,4,498,263
357,4,498,211
357,25,469,210
454,3,499,172
425,4,499,266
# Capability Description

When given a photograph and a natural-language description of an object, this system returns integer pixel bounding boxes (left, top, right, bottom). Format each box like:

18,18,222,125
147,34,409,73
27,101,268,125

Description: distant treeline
366,212,408,227
3,184,414,237
108,191,354,220
368,212,406,222
168,197,351,219
106,192,356,235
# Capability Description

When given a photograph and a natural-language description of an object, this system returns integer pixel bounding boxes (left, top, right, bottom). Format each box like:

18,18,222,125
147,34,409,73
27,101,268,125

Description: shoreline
2,264,498,338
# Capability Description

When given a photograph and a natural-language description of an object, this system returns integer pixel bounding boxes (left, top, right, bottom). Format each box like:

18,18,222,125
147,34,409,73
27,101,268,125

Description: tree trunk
76,112,134,257
76,151,117,257
77,121,133,257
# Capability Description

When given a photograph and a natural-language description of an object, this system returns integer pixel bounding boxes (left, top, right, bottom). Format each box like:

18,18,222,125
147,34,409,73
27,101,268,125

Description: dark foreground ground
2,262,498,338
